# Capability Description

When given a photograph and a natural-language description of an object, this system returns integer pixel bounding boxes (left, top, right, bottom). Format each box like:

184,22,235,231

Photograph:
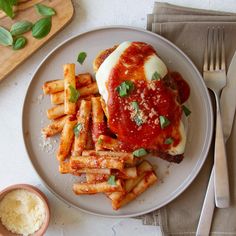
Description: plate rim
21,25,213,218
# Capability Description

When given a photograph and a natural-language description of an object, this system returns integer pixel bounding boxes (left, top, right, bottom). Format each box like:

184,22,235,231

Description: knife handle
214,109,230,208
196,169,215,236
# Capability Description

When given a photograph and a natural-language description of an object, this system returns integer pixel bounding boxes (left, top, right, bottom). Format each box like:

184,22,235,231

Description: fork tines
204,27,225,72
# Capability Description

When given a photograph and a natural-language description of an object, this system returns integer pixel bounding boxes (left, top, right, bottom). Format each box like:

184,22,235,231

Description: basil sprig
73,123,83,137
0,26,13,46
182,105,191,117
133,148,148,157
69,85,80,103
116,80,134,97
108,175,116,186
35,4,56,16
77,52,87,65
159,115,170,129
32,17,52,39
13,36,27,50
10,21,33,36
131,101,143,126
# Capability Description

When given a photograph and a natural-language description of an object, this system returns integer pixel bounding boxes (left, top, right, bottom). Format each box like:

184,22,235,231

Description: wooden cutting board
0,0,74,81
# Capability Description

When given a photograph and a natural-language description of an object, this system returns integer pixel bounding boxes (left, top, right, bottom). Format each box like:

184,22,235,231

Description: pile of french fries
41,63,157,210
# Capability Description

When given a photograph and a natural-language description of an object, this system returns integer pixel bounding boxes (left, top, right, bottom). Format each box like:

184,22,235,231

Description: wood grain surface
0,0,74,81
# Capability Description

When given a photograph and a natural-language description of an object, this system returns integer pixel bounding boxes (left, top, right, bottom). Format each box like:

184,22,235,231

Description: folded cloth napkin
138,2,236,236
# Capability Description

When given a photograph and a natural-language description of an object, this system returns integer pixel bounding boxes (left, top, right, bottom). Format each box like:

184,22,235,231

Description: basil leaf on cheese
182,105,191,117
73,123,83,137
116,80,134,97
131,101,143,126
69,85,80,103
159,115,170,129
133,148,148,157
151,71,161,81
107,175,116,186
164,137,173,145
77,52,87,65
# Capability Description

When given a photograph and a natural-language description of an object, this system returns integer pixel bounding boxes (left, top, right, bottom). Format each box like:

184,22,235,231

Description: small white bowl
0,184,50,236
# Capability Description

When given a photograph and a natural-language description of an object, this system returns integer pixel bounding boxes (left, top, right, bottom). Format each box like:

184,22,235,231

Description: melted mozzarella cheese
95,41,186,155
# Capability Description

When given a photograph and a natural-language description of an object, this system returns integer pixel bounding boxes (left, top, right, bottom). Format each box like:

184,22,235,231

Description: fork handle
214,108,230,208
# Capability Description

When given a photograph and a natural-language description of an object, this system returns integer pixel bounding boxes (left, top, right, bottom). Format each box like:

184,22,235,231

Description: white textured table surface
1,1,236,235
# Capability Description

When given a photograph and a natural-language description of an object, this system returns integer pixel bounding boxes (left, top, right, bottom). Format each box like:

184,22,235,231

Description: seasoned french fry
73,179,123,194
100,97,109,118
86,128,94,150
50,91,64,105
82,150,134,165
76,73,93,88
64,64,77,115
91,97,107,144
57,116,77,161
95,135,120,151
73,100,91,156
43,80,64,94
70,155,124,170
42,115,68,137
47,104,64,120
113,172,157,210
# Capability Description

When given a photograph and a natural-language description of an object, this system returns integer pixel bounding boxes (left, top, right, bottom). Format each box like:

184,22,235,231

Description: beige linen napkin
139,3,236,236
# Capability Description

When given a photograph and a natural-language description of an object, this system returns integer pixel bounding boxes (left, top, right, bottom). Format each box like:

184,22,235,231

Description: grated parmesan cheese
0,189,46,236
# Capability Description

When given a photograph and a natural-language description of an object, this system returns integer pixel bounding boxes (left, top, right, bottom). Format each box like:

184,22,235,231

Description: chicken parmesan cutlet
94,41,190,163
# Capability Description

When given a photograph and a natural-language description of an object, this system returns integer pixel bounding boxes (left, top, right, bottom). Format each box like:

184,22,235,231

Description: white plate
22,26,213,217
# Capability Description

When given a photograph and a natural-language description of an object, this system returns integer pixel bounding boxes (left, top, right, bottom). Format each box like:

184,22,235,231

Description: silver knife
196,50,236,236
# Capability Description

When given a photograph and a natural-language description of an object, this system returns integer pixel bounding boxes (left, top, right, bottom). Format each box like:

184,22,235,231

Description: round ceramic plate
22,26,213,217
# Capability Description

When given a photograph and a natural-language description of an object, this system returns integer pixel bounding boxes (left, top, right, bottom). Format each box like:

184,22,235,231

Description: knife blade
197,49,236,236
220,50,236,140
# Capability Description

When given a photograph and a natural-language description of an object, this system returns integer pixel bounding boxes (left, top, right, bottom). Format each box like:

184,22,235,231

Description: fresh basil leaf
77,52,87,65
182,105,191,117
0,26,13,46
164,137,173,145
10,21,33,36
116,80,134,97
107,175,116,186
152,71,161,81
69,85,80,103
32,17,52,39
159,115,170,129
13,36,27,50
0,0,14,18
133,148,148,157
134,116,143,126
35,3,56,16
73,123,83,137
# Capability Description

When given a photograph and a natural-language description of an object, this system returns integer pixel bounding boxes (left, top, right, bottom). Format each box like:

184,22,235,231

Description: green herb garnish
133,148,148,157
35,4,56,16
164,137,173,145
0,26,13,46
69,85,80,103
151,71,161,81
131,101,143,126
182,105,191,117
97,137,103,145
73,123,83,137
77,52,87,65
32,17,52,39
13,36,27,50
10,21,33,36
116,80,134,97
159,115,170,129
108,175,116,186
0,0,17,18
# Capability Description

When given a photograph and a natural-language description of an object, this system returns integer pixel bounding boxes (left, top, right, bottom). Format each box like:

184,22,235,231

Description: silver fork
203,27,230,208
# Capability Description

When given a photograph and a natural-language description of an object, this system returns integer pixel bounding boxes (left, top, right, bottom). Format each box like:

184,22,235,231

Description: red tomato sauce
106,42,190,152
